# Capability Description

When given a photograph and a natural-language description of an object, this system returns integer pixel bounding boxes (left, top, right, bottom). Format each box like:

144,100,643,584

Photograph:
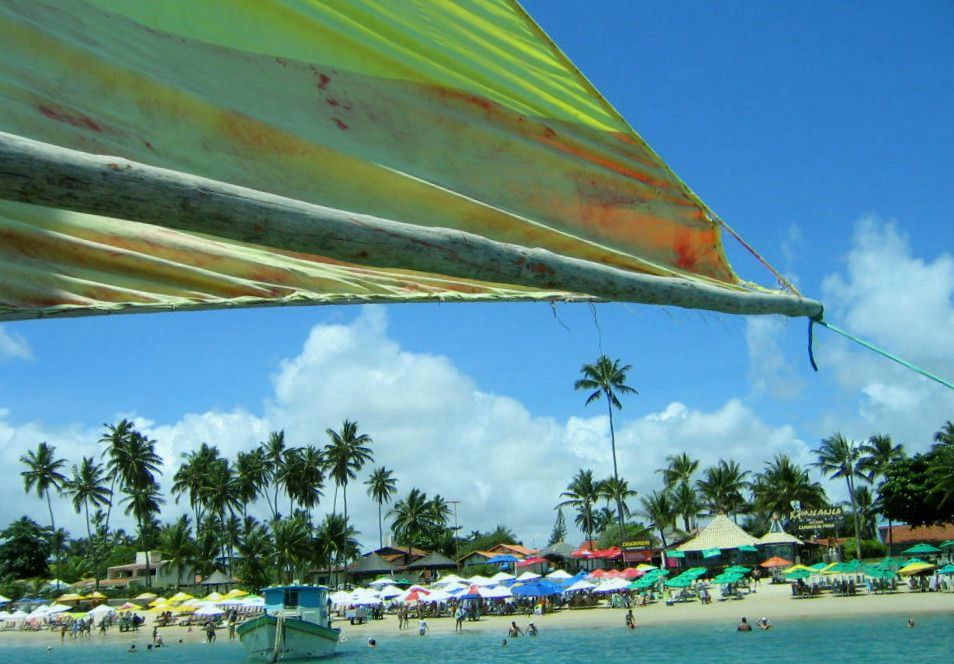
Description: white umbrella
481,585,513,599
195,604,224,617
10,609,28,619
241,596,265,608
329,591,352,607
515,571,540,582
423,588,452,603
28,605,51,618
593,578,630,593
432,574,466,586
378,585,403,599
0,611,11,621
350,589,382,605
368,577,395,587
564,579,596,593
441,581,468,595
546,569,572,580
465,575,494,587
489,572,514,582
88,604,115,616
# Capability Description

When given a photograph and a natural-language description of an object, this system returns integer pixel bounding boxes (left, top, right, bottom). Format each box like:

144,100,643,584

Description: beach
2,584,951,648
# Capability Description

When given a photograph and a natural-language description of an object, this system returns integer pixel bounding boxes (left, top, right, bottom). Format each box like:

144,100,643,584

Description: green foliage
841,538,886,561
458,525,518,558
0,516,50,579
879,446,954,527
596,521,652,549
548,509,566,545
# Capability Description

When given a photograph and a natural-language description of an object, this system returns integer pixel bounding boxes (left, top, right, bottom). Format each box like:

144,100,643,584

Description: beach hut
676,515,759,567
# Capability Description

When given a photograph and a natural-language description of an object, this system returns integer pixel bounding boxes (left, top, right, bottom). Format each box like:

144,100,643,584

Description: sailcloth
0,0,820,320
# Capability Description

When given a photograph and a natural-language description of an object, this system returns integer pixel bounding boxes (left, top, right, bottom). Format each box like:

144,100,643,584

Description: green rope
812,319,954,391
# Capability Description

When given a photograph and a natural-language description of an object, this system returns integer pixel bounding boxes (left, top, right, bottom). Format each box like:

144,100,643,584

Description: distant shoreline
1,584,951,649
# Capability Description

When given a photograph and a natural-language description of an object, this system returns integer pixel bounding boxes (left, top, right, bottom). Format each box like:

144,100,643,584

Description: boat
237,585,340,661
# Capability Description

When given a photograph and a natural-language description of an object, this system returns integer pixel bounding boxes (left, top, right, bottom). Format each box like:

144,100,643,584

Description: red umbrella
621,567,642,579
760,556,793,568
403,588,430,602
516,556,547,567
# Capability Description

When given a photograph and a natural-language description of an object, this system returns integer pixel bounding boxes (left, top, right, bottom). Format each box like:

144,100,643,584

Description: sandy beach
1,584,951,649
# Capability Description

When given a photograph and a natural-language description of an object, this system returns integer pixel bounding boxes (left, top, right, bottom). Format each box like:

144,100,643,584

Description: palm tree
172,442,221,533
928,425,954,512
65,456,112,588
159,515,196,590
641,490,677,568
750,454,828,517
234,449,268,519
261,430,288,520
20,442,67,588
100,419,136,535
658,453,699,489
284,446,325,522
696,460,750,521
813,433,866,560
558,469,600,547
324,420,374,526
671,481,703,531
273,515,313,583
575,355,637,547
598,476,637,540
593,506,616,535
389,488,437,562
122,480,164,587
317,513,361,585
859,434,905,553
853,486,877,539
365,467,398,549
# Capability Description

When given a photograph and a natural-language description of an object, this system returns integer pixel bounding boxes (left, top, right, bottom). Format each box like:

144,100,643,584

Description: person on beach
737,617,752,632
508,621,522,637
527,621,538,636
454,606,465,632
418,618,429,637
625,610,635,629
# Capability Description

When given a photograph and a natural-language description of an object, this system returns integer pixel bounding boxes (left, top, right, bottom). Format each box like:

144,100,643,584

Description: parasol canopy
760,556,792,568
901,543,941,555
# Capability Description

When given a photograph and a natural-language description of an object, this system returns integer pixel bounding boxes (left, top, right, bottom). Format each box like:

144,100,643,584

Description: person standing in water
737,617,752,632
418,618,429,637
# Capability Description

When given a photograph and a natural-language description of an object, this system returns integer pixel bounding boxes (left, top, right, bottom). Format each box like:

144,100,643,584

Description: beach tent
487,554,521,564
940,540,954,549
511,581,561,597
937,564,954,575
901,543,941,555
515,571,541,582
564,580,596,593
481,586,513,600
0,0,822,325
490,572,516,583
593,578,630,593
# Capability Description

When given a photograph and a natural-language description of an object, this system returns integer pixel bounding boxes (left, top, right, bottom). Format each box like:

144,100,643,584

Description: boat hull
237,614,340,661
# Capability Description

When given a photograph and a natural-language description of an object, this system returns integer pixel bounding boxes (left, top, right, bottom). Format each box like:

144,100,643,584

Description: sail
0,0,819,320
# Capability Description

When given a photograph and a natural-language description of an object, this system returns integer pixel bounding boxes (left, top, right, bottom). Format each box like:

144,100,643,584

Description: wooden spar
0,131,823,319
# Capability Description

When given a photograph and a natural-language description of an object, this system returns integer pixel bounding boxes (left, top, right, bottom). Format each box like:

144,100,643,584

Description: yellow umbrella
134,592,158,600
176,605,198,614
56,593,84,602
898,561,935,575
148,598,169,607
223,588,249,599
88,591,107,600
203,592,224,602
168,591,194,603
634,564,657,572
782,564,815,574
819,563,842,574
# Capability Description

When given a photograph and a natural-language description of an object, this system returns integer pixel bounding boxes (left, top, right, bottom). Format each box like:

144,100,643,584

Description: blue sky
1,1,952,549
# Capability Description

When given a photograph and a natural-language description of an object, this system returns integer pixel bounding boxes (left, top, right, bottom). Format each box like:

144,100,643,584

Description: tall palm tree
324,420,373,526
20,442,67,588
598,476,637,541
261,430,288,520
317,513,361,585
273,515,313,583
122,480,164,587
750,454,828,517
575,356,637,546
859,434,905,553
671,481,704,531
658,453,699,489
641,490,677,568
558,469,600,547
234,449,269,519
853,486,877,539
813,433,866,560
696,460,750,521
159,515,196,591
66,456,112,588
172,442,221,533
99,419,136,535
284,446,325,523
928,424,954,512
365,467,398,549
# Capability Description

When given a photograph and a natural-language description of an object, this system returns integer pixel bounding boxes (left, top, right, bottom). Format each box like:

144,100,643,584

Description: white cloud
0,325,32,361
745,316,805,399
817,217,954,450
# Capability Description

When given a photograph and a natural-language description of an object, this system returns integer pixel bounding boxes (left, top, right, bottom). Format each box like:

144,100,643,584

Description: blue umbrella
511,581,562,597
487,554,521,564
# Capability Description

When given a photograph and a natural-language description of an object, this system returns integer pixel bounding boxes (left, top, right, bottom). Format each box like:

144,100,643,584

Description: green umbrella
879,557,902,569
902,557,925,567
711,572,743,585
665,577,693,588
724,565,750,574
940,540,954,549
862,566,895,579
702,548,722,559
842,559,863,571
902,543,941,555
937,564,954,575
809,562,828,571
684,567,708,577
738,545,759,553
630,577,658,589
667,550,686,559
785,569,812,580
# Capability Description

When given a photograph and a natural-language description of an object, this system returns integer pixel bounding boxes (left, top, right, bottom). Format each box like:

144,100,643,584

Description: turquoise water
2,613,952,663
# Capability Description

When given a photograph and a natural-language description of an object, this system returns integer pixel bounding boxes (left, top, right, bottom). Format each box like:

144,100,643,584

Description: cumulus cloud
0,307,817,549
0,325,32,361
745,316,805,399
817,217,954,449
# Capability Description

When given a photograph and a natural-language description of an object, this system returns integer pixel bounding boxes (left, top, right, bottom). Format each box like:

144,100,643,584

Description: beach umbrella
760,556,792,569
241,596,265,608
902,543,941,555
587,569,608,580
809,562,828,571
940,540,954,549
516,556,548,567
545,569,572,580
629,577,657,590
482,585,513,599
401,588,431,603
878,557,902,570
664,577,693,588
511,581,561,597
134,592,158,600
56,593,84,602
378,584,404,599
738,545,759,553
490,571,515,583
329,590,351,606
118,601,138,610
684,567,708,578
936,564,954,575
711,572,743,585
167,591,194,603
222,588,249,598
466,575,495,586
440,582,468,595
725,565,751,574
702,548,721,559
432,574,465,586
88,604,115,615
666,549,686,559
898,561,935,575
593,577,630,593
564,579,596,593
351,589,383,605
486,554,521,564
10,609,28,619
458,584,483,601
900,557,925,567
87,591,107,601
819,562,842,574
392,577,413,586
515,571,541,582
862,566,895,579
28,605,51,618
368,576,395,587
203,591,224,602
785,569,812,580
782,564,814,574
194,603,223,617
0,611,11,621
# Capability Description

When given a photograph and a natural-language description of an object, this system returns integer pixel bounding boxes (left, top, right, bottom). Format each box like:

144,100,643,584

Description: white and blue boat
237,585,340,661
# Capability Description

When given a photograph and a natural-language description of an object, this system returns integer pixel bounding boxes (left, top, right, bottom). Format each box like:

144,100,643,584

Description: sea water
1,613,952,663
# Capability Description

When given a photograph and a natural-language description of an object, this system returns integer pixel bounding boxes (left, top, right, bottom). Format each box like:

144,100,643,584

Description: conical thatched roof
676,515,758,552
348,553,395,575
757,530,803,545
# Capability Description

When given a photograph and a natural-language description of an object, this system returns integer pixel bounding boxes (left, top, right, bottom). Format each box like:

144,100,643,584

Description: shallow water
2,613,952,663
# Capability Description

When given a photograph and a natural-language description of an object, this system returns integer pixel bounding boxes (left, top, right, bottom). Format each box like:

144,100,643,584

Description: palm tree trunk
605,395,627,547
46,490,60,591
887,517,893,556
658,528,668,570
845,476,862,560
377,502,383,550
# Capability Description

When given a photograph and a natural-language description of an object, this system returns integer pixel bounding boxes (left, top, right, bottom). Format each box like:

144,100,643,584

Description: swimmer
128,644,138,652
501,639,508,647
527,622,538,637
417,618,429,637
907,617,915,628
367,637,377,648
737,617,752,632
757,617,772,630
625,610,635,630
508,621,522,637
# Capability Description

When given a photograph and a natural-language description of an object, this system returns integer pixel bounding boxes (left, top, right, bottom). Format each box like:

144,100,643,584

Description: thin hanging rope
717,217,800,295
809,319,954,391
589,302,604,356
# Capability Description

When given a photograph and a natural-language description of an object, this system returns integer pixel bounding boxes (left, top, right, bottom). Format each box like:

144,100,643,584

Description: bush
842,538,886,561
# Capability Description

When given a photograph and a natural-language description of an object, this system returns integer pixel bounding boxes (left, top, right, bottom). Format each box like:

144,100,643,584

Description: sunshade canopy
901,543,941,555
760,556,793,568
0,0,820,322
